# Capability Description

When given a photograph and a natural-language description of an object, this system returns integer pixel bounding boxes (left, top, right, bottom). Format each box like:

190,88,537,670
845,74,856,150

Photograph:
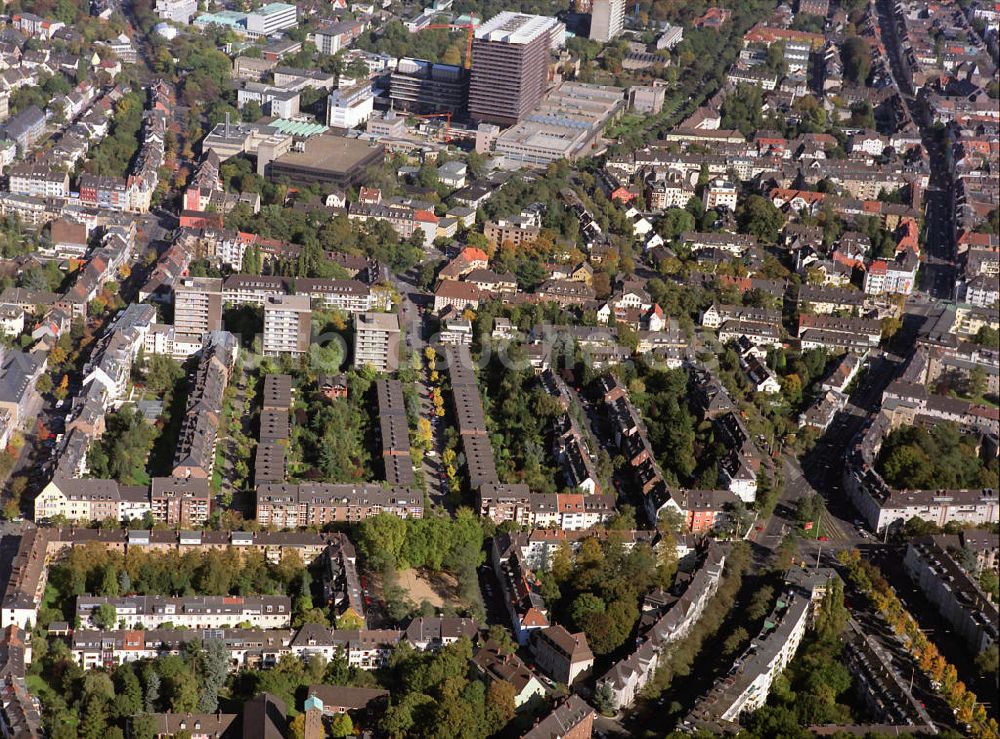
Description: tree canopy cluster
85,92,146,179
629,366,697,485
291,371,373,483
481,358,564,493
31,635,232,739
226,207,422,275
538,534,676,656
86,407,159,486
376,637,516,739
356,510,485,620
877,423,999,491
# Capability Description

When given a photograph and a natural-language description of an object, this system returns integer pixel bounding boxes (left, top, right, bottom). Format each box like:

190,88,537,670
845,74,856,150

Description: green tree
737,195,785,243
841,36,871,84
112,665,143,720
722,626,748,656
329,713,354,738
93,603,117,629
975,644,998,677
197,638,229,712
145,354,184,394
357,513,407,569
79,694,110,739
968,365,987,399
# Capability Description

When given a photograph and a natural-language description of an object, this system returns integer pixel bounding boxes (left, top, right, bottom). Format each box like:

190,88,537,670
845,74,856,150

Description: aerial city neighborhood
0,0,995,734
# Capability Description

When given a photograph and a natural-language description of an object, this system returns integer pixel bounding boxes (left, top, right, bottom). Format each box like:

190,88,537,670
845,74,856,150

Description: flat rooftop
475,11,560,44
357,311,400,331
271,135,382,174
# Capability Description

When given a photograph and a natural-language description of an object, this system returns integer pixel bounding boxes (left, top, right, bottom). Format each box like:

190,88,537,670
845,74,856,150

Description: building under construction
389,57,469,119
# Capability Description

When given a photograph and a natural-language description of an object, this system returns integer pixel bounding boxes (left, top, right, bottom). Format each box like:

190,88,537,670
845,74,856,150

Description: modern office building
390,58,469,118
155,0,198,23
468,13,565,126
173,277,223,337
263,294,311,356
354,312,400,373
589,0,625,42
326,85,375,129
244,2,297,37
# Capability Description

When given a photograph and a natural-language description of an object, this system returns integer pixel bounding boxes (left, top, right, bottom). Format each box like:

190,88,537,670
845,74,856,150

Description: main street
874,0,957,300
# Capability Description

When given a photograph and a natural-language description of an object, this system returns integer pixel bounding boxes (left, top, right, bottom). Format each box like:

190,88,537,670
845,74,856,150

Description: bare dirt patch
396,568,462,609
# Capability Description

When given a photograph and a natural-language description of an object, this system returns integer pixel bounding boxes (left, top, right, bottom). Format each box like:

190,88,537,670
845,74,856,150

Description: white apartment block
702,179,738,211
263,294,311,356
590,0,625,42
353,311,400,373
76,595,292,630
295,279,373,313
8,166,70,198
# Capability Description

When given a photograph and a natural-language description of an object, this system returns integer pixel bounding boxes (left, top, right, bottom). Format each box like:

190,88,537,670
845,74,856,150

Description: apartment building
237,82,300,119
491,537,550,645
154,0,198,23
72,628,294,670
353,311,399,372
244,2,298,37
255,483,424,527
173,277,223,337
263,294,311,356
598,544,727,711
76,595,292,630
904,536,998,653
33,476,209,525
523,696,595,739
402,617,480,651
150,477,212,527
530,624,594,684
484,217,540,248
347,201,416,239
590,0,625,41
329,630,402,669
2,105,45,155
294,278,373,313
308,20,363,55
389,58,469,117
172,333,236,479
7,165,69,198
222,274,291,306
446,345,501,491
497,527,658,572
376,379,414,486
326,85,374,130
682,569,834,732
1,528,57,629
78,174,130,212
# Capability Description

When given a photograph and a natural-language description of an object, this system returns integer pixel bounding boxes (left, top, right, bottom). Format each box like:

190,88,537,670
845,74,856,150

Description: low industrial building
493,82,625,165
266,135,384,188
